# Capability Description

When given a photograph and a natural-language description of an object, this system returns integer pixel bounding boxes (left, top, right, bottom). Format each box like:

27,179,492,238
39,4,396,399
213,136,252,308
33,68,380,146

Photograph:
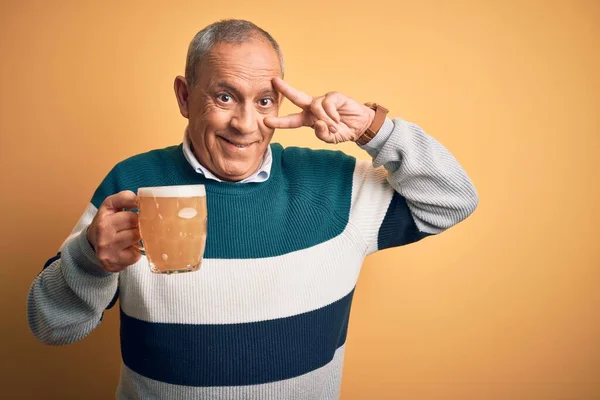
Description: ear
174,76,190,119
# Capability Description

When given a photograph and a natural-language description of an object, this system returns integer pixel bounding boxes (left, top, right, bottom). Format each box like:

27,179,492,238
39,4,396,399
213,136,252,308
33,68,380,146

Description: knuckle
120,189,135,200
97,253,112,266
96,218,108,230
96,221,112,236
96,240,110,253
129,212,139,225
310,101,321,113
101,195,114,209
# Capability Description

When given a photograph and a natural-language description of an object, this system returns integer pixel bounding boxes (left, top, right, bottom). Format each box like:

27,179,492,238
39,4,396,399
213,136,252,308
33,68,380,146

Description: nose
230,103,259,135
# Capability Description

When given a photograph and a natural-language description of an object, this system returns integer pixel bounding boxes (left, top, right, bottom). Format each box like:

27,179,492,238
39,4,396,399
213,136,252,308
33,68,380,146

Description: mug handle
127,200,146,256
133,239,146,256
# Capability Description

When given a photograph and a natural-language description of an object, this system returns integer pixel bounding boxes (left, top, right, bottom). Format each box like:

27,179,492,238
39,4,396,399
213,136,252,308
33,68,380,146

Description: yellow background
1,0,599,398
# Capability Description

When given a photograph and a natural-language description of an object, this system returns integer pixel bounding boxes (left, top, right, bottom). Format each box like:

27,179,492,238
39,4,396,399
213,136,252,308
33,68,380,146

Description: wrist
86,225,97,253
64,230,113,278
356,103,389,146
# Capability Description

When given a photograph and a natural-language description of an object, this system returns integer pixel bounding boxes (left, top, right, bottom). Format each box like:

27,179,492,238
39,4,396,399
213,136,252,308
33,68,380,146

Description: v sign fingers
266,78,376,145
272,77,312,108
264,78,313,129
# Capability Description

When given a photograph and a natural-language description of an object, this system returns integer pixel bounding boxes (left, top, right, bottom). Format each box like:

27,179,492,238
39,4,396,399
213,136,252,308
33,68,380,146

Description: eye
259,98,274,107
217,93,232,103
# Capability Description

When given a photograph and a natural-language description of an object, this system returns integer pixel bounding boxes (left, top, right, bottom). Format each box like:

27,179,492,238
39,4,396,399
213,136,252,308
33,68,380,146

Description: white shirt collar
182,128,272,183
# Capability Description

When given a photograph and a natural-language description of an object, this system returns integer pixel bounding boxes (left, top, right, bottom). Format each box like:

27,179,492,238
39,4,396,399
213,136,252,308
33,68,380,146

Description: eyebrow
214,81,278,99
214,82,241,97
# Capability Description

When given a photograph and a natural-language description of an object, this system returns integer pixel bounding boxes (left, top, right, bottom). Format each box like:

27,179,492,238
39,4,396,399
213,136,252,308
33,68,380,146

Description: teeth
223,137,251,148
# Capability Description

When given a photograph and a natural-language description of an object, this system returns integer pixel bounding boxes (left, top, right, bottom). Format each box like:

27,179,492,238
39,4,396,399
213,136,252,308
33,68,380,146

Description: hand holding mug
86,190,141,273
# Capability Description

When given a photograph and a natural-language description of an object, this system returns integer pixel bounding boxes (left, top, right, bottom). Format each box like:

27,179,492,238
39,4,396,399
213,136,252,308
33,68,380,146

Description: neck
188,141,266,182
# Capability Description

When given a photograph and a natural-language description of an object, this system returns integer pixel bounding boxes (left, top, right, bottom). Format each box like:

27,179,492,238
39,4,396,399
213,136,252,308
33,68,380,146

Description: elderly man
28,19,478,400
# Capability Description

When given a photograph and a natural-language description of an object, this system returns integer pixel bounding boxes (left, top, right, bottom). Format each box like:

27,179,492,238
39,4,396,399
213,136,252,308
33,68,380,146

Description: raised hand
264,78,375,144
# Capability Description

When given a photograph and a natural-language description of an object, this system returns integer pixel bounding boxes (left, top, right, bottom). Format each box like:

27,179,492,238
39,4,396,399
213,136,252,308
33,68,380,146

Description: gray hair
185,19,285,87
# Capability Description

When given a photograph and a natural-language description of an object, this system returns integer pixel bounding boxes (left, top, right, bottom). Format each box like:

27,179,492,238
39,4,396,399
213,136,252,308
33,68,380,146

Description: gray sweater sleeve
373,118,479,234
351,117,479,254
27,205,119,345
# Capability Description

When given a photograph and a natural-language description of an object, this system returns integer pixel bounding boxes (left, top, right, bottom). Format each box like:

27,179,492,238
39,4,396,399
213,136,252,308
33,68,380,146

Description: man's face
175,39,282,182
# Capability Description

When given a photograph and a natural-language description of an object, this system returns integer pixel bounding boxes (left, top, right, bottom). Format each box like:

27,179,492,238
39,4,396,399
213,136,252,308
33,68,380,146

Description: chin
217,164,255,181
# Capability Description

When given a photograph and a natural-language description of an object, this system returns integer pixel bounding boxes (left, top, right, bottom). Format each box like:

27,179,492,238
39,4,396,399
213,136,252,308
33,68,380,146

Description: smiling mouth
219,136,256,148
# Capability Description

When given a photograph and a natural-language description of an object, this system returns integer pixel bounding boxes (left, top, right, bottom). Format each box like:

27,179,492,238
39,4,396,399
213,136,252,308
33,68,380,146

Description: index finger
103,190,137,212
273,77,312,108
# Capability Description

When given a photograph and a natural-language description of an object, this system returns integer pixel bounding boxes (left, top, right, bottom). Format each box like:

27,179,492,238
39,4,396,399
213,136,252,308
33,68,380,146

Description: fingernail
329,125,337,133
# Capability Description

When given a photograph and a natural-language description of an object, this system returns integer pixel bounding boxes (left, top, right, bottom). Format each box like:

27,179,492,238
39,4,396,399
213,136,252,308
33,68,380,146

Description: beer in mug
136,185,207,274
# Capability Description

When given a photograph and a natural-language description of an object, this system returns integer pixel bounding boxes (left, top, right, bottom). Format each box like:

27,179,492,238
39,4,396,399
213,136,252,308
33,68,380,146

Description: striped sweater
27,118,478,399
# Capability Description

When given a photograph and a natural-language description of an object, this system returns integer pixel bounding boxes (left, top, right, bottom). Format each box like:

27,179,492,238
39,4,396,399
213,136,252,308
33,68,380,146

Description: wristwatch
356,103,389,145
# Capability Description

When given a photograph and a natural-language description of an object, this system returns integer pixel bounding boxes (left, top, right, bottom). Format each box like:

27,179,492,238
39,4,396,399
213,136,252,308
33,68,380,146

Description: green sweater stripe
91,144,356,259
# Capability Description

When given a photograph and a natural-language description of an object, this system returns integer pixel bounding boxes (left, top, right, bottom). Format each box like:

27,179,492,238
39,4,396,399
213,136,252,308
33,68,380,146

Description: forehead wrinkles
201,42,280,76
205,61,279,83
207,49,279,70
208,39,280,64
202,65,279,98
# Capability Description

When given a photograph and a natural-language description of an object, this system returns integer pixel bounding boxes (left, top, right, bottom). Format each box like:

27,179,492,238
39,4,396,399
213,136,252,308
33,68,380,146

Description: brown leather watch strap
356,103,389,145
